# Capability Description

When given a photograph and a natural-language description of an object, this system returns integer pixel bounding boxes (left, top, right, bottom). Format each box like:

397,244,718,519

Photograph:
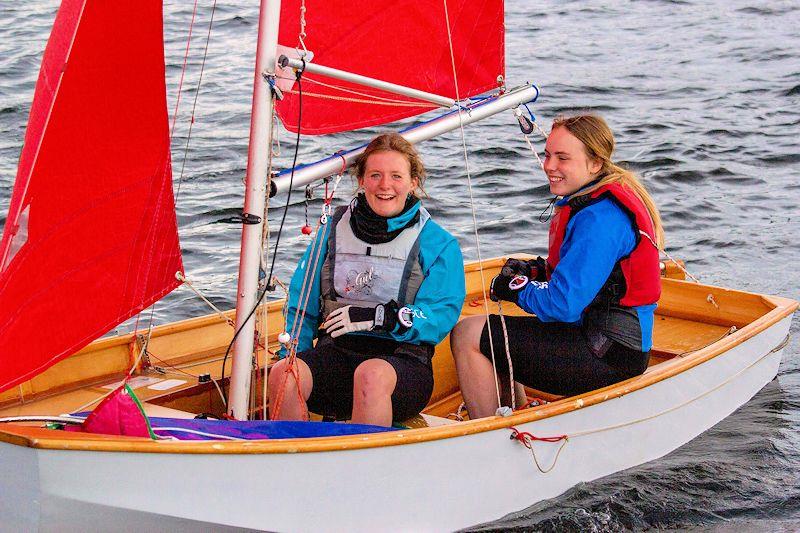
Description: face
543,126,602,196
358,150,418,217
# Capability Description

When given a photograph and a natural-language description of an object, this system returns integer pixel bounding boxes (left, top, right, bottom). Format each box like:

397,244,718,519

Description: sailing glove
500,256,548,282
490,273,530,304
322,300,400,338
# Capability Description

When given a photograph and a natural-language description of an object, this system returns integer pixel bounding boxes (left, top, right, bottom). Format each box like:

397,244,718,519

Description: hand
321,305,376,338
501,257,547,282
321,301,400,338
489,273,529,304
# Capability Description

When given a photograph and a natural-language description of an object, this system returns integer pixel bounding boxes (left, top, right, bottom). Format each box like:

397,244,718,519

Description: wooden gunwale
1,278,795,455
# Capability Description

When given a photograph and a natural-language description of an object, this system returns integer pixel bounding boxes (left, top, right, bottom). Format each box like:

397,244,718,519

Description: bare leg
268,357,313,421
451,315,502,419
351,358,397,427
515,381,529,408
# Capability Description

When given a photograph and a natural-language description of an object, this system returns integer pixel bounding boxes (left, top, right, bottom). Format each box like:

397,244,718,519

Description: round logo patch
398,306,415,328
509,275,529,290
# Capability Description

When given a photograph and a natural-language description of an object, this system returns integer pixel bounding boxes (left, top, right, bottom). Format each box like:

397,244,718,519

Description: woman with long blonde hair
452,114,663,418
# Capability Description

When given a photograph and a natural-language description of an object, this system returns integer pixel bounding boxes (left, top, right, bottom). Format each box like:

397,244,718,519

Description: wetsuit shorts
479,314,648,397
297,334,434,422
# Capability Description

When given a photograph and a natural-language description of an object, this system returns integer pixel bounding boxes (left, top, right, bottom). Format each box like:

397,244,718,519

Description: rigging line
220,69,305,408
71,323,156,414
258,102,281,419
272,217,326,420
273,168,344,419
497,303,516,409
169,0,200,140
175,0,218,203
130,1,216,362
177,272,235,327
146,352,226,408
298,0,309,55
284,75,441,107
442,0,502,411
640,230,701,284
281,89,438,108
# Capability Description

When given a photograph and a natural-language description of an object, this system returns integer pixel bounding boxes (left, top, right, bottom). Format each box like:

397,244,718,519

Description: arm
516,200,636,322
281,225,330,354
390,222,466,345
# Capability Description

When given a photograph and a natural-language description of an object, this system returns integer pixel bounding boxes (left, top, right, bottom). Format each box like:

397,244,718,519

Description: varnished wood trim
1,290,794,455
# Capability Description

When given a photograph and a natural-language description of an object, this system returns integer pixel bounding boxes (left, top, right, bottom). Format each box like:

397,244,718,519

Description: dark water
1,1,799,530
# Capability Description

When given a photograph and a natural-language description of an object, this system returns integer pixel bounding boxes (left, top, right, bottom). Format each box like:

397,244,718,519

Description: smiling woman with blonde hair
269,133,464,427
452,114,663,419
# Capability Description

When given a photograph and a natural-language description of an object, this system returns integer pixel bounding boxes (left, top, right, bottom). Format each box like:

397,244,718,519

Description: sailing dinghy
0,1,797,531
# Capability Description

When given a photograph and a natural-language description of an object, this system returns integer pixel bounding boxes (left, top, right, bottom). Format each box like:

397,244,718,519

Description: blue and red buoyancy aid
546,182,661,307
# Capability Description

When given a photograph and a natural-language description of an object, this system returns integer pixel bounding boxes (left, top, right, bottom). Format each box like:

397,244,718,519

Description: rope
221,69,305,413
509,426,569,473
441,0,503,413
638,230,719,308
271,157,345,419
271,170,343,420
497,303,516,409
508,329,785,472
168,0,199,140
281,87,438,107
175,0,218,202
147,352,227,408
176,272,235,327
271,217,327,420
279,75,440,107
298,0,309,55
257,101,281,420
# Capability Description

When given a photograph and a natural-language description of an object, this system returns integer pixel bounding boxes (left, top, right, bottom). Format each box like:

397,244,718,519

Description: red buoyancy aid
546,182,661,307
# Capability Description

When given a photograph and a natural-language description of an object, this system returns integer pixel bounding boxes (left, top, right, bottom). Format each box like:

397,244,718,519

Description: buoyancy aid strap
398,234,423,306
396,208,429,306
323,205,349,301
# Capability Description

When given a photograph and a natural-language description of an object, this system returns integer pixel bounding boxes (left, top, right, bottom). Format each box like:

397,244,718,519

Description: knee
353,360,396,400
268,358,298,391
451,316,483,356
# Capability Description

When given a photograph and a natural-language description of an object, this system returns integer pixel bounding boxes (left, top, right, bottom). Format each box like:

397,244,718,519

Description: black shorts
297,335,434,422
479,314,648,397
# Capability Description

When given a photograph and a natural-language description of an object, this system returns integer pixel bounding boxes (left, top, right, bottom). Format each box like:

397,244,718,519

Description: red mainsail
0,1,182,393
275,0,505,135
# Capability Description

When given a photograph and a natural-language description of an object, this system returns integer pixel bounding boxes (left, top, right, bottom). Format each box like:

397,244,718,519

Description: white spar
269,83,539,197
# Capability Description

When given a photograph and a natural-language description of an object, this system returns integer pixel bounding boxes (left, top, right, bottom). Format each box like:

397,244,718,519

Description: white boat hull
1,315,790,532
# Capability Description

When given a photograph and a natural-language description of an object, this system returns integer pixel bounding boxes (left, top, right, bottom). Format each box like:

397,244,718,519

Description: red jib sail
275,0,505,135
0,1,182,393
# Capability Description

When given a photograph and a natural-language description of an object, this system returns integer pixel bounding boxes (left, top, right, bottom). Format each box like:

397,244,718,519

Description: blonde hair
351,132,427,198
552,114,665,248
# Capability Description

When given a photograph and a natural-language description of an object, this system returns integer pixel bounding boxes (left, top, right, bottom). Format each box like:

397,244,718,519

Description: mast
228,0,281,420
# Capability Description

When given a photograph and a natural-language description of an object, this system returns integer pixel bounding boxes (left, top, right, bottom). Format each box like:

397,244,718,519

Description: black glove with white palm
322,300,401,338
